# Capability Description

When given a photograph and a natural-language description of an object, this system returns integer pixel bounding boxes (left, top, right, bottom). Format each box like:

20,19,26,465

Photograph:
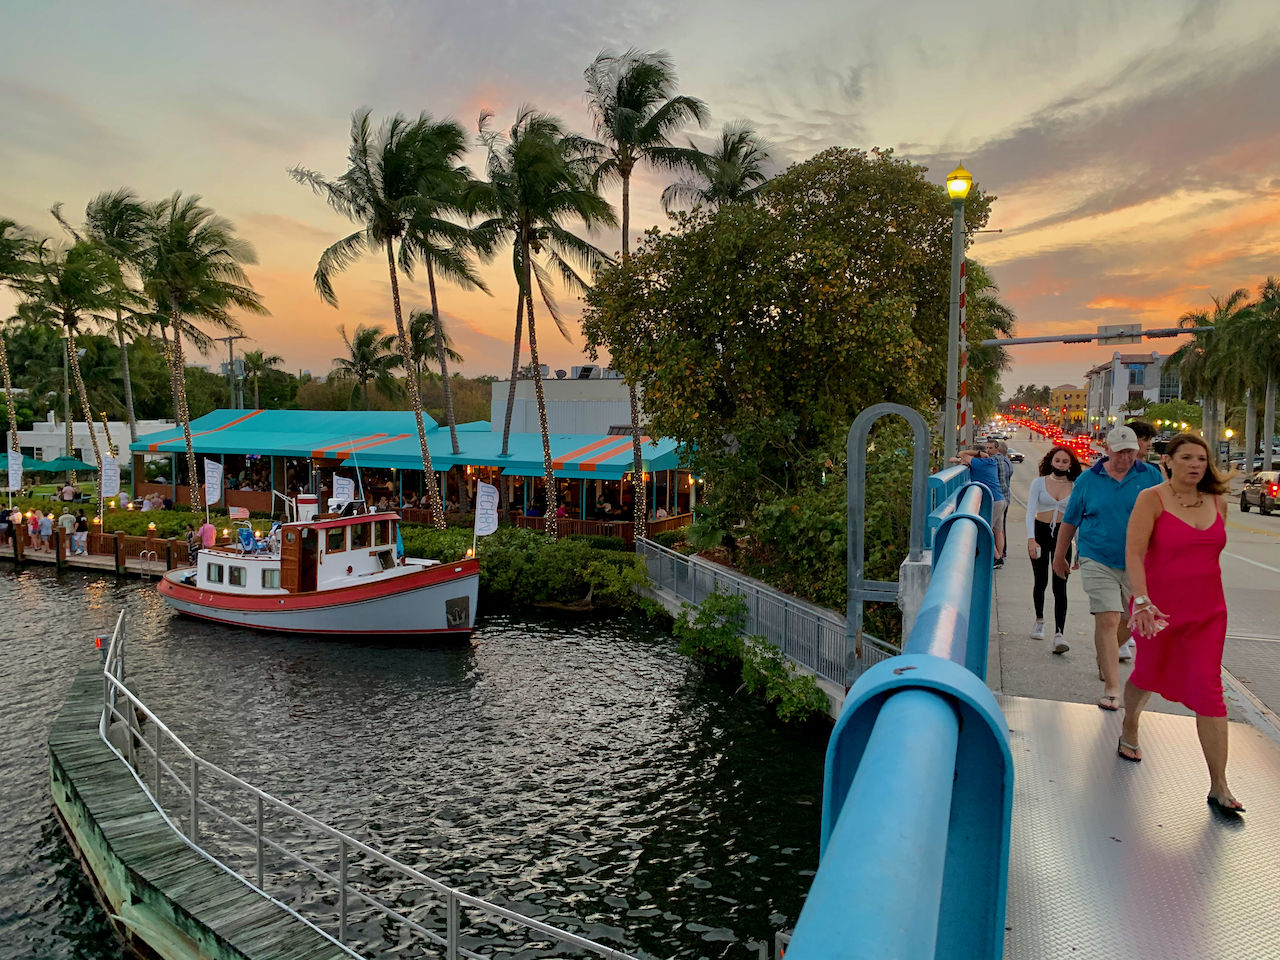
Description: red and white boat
158,495,478,637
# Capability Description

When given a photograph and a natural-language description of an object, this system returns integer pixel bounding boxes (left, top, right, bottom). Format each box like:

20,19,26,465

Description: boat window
373,520,390,546
350,523,369,549
206,563,224,584
326,527,346,552
377,550,394,570
229,566,247,587
262,568,280,589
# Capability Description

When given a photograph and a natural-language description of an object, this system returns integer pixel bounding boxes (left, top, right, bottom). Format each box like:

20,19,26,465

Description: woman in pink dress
1120,434,1243,815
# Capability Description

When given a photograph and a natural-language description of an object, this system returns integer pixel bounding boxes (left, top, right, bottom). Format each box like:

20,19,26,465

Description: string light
0,336,20,459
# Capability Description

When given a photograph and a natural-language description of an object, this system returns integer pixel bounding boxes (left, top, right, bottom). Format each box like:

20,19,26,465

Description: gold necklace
1168,482,1204,509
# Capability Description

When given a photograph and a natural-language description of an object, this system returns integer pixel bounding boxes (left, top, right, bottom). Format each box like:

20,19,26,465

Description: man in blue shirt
1052,425,1161,710
953,446,1007,565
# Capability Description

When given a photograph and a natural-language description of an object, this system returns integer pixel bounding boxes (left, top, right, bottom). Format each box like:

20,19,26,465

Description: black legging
1030,520,1071,633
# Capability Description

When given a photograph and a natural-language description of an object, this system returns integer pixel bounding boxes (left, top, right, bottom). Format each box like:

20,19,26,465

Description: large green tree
291,109,463,527
583,146,1000,522
585,48,707,540
1171,288,1252,462
469,107,615,537
0,219,35,455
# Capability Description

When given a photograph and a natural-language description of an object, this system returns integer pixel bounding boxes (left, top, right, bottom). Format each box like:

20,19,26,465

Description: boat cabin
192,504,411,596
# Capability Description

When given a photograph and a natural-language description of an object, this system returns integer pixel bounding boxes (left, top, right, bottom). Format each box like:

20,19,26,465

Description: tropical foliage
661,121,772,212
331,323,403,409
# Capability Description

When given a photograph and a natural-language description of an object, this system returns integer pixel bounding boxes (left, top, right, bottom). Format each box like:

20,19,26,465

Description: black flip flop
1097,695,1120,711
1207,795,1245,816
1117,738,1141,762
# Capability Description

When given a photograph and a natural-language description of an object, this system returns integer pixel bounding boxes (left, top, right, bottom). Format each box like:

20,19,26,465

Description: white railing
98,613,636,960
636,538,896,685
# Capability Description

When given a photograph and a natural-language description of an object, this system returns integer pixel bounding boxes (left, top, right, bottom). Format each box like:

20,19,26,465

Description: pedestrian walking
953,446,1007,565
1026,445,1082,653
1052,425,1161,710
1118,434,1244,815
73,510,89,555
1114,419,1157,661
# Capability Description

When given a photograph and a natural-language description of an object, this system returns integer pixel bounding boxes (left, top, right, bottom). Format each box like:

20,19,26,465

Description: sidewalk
985,441,1247,723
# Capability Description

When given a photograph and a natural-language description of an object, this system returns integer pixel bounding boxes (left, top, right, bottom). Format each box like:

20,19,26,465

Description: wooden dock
49,664,351,960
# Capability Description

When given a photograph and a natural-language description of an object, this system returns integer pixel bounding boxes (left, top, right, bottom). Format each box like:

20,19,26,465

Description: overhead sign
1097,323,1142,345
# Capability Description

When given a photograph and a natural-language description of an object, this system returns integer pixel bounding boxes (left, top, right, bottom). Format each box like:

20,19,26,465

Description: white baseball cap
1106,425,1139,451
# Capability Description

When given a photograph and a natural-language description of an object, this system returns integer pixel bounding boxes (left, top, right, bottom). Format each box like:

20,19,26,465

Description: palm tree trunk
524,240,556,540
386,241,445,529
116,312,138,443
1265,373,1277,472
170,331,202,512
427,260,461,456
253,375,260,410
1244,387,1257,477
0,335,19,454
62,336,74,486
500,289,525,457
620,171,646,540
66,332,106,518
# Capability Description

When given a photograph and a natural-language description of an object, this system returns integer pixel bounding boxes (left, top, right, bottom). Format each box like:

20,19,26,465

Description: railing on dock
783,481,1013,959
636,537,895,686
97,616,638,960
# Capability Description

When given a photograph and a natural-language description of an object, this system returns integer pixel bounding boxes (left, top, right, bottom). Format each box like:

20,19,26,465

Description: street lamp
943,163,973,460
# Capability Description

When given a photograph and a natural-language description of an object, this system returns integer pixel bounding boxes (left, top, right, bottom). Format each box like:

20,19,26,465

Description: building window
1160,364,1181,402
262,568,280,590
1128,364,1146,386
207,563,224,583
229,566,247,587
327,528,346,552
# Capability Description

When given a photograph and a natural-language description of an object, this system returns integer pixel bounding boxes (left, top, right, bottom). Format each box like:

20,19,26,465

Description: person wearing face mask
1026,445,1082,652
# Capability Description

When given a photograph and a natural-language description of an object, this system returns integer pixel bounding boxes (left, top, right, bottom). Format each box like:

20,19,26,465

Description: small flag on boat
228,506,249,520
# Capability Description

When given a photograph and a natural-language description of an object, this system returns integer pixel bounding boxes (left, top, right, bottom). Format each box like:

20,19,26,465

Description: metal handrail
636,536,896,686
784,473,1011,960
97,617,637,960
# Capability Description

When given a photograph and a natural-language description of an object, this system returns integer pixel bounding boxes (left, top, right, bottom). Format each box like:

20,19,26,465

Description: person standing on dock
72,510,89,555
1052,425,1160,711
58,507,75,548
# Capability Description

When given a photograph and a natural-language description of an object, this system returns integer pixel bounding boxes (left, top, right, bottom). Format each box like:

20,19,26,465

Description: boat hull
157,559,480,637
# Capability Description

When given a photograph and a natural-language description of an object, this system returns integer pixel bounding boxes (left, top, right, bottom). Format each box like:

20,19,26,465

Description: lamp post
943,163,973,460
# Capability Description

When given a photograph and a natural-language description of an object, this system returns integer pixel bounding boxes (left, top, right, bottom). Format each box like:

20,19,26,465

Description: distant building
1082,351,1180,433
1050,384,1087,426
13,413,174,463
490,367,641,436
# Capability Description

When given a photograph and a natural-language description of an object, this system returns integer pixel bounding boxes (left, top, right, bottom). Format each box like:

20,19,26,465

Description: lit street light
943,163,973,460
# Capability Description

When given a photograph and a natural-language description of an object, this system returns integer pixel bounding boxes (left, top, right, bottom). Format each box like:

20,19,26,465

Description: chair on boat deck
237,527,264,554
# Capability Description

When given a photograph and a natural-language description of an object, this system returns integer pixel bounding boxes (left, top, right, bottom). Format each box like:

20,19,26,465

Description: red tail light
1270,483,1279,497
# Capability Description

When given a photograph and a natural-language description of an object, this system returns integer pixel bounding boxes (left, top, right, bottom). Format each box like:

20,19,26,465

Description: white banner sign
474,481,500,537
203,458,223,506
333,475,356,503
100,456,120,498
6,450,20,493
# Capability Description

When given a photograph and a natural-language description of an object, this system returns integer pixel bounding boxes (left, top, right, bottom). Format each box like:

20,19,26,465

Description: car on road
1240,471,1280,515
1007,448,1025,463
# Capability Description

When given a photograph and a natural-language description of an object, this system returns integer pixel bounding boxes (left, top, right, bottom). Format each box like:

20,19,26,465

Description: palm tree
139,193,267,511
1172,288,1252,461
661,122,773,212
469,107,616,538
332,324,403,409
291,109,465,528
963,263,1016,426
52,189,151,443
0,219,34,457
241,348,284,408
585,48,708,539
406,309,463,386
1255,278,1280,470
16,240,119,513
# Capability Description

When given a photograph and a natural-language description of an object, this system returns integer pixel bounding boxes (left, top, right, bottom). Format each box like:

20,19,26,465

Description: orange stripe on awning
334,434,413,460
577,436,647,472
147,409,265,452
552,436,628,470
311,434,386,459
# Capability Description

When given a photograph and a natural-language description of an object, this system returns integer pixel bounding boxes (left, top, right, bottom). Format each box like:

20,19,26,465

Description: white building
13,413,175,463
490,366,642,436
1082,351,1182,432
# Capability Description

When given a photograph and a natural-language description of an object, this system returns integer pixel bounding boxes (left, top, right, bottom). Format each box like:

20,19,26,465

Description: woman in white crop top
1027,446,1082,652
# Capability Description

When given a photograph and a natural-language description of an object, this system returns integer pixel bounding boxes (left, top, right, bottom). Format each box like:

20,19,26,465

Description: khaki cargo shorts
1078,557,1130,614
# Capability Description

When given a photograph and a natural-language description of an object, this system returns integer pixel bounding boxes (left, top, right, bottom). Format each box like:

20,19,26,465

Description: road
991,436,1280,731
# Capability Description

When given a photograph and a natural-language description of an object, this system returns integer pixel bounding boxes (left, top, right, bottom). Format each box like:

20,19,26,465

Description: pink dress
1128,508,1227,717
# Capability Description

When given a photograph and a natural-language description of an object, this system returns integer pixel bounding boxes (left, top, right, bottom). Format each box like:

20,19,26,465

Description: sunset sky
3,0,1279,397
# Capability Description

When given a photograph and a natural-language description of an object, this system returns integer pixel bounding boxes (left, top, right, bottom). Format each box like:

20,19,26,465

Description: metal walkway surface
1002,695,1280,960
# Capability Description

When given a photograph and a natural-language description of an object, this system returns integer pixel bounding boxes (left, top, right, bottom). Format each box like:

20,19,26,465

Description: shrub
741,638,831,724
583,554,652,611
563,533,630,552
673,589,746,672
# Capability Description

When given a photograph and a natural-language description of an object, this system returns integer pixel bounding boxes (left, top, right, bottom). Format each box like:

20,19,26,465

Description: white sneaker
1052,632,1069,655
1118,639,1135,662
1031,620,1046,640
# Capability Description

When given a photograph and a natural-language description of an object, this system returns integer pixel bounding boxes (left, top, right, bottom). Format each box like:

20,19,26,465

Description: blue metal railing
786,479,1013,960
925,464,970,549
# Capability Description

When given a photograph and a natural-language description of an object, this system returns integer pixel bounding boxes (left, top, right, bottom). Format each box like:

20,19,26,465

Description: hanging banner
6,450,21,493
474,481,500,537
204,458,224,506
100,456,120,498
333,475,356,503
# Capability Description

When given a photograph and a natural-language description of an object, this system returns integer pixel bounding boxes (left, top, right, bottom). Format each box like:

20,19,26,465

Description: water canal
0,565,826,959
